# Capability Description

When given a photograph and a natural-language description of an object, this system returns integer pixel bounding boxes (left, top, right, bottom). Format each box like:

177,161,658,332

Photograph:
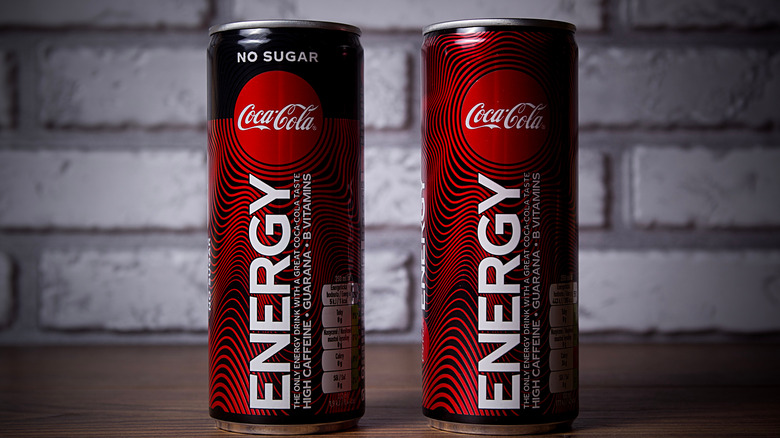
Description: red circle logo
234,71,322,165
461,69,549,163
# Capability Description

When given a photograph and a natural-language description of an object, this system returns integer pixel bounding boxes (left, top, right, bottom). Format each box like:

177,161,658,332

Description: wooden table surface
1,343,778,437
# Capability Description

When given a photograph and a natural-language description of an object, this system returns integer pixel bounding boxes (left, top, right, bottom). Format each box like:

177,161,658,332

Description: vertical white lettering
249,333,291,372
478,174,520,214
476,174,522,410
249,175,290,214
421,181,427,311
478,256,521,294
477,214,521,256
478,333,521,372
250,296,291,331
478,374,521,409
478,295,521,331
250,373,291,409
247,174,292,410
249,256,290,294
249,214,291,256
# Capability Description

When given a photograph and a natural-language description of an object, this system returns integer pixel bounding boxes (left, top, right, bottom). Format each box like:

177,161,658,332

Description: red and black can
421,19,578,435
207,20,364,434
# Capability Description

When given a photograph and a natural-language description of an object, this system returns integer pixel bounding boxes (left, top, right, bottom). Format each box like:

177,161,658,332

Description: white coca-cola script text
237,104,318,131
465,103,546,130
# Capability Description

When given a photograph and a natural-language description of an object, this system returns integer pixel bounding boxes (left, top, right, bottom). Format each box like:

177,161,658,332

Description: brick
0,52,11,129
629,0,780,29
580,48,780,128
747,54,780,124
633,147,780,227
0,253,12,328
40,47,205,129
39,248,411,332
579,150,607,228
365,146,419,227
0,0,208,28
365,250,411,331
39,250,206,331
579,251,780,333
365,47,409,129
0,151,206,230
365,148,605,228
231,0,603,31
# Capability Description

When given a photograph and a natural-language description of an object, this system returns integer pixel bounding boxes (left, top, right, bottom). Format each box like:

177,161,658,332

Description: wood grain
1,344,778,437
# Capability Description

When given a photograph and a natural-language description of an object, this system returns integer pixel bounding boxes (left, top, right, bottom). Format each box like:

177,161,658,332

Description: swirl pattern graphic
208,114,364,423
422,25,578,426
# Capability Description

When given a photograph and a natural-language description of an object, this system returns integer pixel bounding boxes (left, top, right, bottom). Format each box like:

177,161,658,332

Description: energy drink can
421,18,578,435
208,20,364,435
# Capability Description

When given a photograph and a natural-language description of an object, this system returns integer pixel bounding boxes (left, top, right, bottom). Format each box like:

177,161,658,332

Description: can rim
210,20,361,36
423,18,575,35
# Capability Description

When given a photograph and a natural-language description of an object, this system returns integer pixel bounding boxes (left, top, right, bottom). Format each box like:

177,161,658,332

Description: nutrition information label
549,280,578,393
321,283,361,394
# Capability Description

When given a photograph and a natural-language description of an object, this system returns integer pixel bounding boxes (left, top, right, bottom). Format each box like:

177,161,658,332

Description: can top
423,18,575,35
209,20,361,36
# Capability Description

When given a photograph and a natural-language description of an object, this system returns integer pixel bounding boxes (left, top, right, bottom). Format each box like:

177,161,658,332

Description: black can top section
210,20,361,36
423,18,575,35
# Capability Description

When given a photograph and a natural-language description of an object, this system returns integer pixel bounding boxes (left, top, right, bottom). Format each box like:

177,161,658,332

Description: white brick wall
365,250,412,331
0,253,11,328
37,44,409,131
579,150,607,228
629,0,780,29
365,146,420,227
40,47,205,128
0,0,208,28
364,148,608,228
633,147,780,227
0,0,779,344
0,151,206,229
365,47,409,129
580,251,780,332
232,0,604,31
580,48,780,128
40,250,207,331
38,248,412,332
0,52,11,129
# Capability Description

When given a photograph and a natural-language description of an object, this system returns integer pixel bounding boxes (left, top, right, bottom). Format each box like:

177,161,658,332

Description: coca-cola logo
461,69,549,163
234,71,322,164
465,102,546,130
237,103,319,132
